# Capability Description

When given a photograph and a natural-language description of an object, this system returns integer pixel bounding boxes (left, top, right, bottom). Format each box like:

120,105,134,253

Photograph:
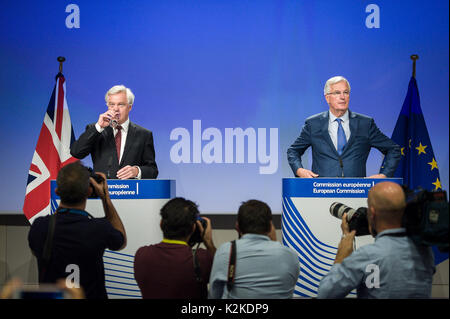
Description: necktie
115,125,122,162
336,118,347,155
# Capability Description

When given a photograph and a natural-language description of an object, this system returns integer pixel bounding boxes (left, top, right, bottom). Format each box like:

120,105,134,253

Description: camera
403,187,448,252
329,202,370,236
330,187,449,252
188,215,207,246
87,167,104,198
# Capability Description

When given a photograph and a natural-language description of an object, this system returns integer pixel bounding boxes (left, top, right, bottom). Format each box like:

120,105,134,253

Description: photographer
28,161,126,299
208,200,299,299
317,182,435,298
133,197,216,298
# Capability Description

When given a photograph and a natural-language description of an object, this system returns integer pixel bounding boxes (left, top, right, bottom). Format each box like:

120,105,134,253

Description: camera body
87,167,104,198
330,187,449,252
403,188,449,252
329,202,370,236
188,216,207,246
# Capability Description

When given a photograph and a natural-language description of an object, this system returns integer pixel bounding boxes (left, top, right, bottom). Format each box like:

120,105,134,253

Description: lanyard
161,238,189,246
56,208,91,217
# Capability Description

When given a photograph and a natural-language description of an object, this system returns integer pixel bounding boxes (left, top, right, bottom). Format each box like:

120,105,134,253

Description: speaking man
71,85,158,179
287,76,401,178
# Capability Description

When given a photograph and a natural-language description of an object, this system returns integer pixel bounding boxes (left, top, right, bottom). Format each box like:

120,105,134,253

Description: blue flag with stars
389,76,447,265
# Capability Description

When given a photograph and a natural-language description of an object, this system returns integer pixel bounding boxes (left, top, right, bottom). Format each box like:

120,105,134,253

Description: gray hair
324,76,351,95
105,85,135,105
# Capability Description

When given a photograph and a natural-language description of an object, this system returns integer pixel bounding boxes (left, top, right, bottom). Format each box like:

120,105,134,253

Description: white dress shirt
328,110,351,152
95,118,142,178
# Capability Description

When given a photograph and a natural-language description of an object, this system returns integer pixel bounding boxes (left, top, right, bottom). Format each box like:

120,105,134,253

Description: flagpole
410,54,418,78
57,56,66,73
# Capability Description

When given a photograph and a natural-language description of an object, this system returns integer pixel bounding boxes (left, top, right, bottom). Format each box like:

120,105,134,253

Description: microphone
107,156,112,179
339,158,344,177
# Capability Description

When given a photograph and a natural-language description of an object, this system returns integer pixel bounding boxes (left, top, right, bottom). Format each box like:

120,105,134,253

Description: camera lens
330,202,356,220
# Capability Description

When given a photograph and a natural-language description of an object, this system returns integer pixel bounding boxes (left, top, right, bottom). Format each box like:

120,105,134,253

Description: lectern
282,177,402,298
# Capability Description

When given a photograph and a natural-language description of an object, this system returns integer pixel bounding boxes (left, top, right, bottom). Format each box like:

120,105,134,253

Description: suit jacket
70,122,158,179
287,110,401,177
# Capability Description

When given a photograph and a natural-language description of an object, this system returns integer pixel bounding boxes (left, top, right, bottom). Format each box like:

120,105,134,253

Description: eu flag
390,76,448,265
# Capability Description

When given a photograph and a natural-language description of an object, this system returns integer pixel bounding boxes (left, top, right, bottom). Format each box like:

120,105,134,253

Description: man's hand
89,171,108,200
117,165,139,179
91,171,126,250
0,278,22,299
367,174,387,179
97,110,118,128
334,213,356,264
296,168,319,178
196,217,216,255
56,279,85,299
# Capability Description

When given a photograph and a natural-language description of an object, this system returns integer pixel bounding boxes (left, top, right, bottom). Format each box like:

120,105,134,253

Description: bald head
368,182,406,225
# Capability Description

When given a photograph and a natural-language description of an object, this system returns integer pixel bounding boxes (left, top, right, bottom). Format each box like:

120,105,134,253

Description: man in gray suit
71,85,158,179
287,76,401,178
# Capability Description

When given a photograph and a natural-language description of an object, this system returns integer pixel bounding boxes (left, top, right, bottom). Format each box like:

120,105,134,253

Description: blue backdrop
0,0,448,215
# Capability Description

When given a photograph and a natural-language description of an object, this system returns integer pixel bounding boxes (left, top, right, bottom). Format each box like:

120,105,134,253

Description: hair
323,76,351,95
237,199,272,235
104,85,135,105
56,161,90,206
160,197,199,240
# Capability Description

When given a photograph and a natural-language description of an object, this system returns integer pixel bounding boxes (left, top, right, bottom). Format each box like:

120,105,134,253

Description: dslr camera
87,167,105,198
188,215,207,246
330,186,449,252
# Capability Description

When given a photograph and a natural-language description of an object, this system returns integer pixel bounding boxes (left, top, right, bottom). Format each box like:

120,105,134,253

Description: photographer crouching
133,197,216,298
317,181,436,298
28,161,127,299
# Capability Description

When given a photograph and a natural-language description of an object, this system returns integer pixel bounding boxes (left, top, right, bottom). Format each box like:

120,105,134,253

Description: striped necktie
115,125,122,162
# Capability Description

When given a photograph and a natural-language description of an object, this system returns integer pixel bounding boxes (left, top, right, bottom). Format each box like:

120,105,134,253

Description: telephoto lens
330,202,356,220
329,202,370,236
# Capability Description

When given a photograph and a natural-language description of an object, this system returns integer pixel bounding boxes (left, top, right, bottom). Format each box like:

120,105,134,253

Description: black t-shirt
28,210,124,299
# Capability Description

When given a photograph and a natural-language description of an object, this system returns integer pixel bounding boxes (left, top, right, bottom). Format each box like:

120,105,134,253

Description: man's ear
235,221,240,234
87,186,93,198
55,187,59,196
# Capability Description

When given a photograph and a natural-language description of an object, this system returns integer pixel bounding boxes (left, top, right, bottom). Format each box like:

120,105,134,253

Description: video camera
330,186,449,252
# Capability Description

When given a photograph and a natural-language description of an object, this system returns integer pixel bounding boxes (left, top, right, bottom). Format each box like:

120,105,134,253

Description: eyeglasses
107,102,128,108
327,91,350,96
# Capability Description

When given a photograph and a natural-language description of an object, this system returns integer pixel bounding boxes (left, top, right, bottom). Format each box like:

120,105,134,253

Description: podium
51,179,176,298
281,177,402,298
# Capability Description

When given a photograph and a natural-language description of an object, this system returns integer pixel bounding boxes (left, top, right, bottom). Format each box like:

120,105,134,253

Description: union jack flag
23,73,78,223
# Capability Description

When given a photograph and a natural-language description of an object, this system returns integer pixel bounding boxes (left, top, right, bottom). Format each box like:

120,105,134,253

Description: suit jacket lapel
120,121,135,166
320,111,339,157
342,110,358,154
103,126,119,161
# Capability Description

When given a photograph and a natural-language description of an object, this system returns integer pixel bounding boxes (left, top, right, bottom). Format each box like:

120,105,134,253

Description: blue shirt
208,234,299,299
317,228,435,299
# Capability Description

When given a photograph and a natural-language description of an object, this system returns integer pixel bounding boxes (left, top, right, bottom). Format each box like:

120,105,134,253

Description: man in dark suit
287,76,401,178
71,85,158,179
